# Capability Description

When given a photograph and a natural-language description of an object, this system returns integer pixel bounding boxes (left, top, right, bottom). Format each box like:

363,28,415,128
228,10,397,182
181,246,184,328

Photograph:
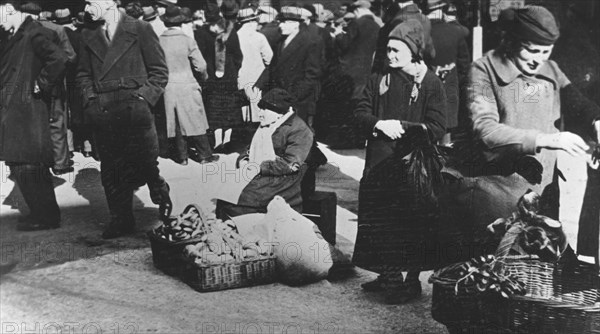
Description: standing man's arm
32,30,67,96
75,36,96,104
136,22,168,106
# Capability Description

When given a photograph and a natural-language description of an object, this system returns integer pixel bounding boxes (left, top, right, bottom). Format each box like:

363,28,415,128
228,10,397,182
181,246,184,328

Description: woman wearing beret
441,6,600,262
352,19,447,304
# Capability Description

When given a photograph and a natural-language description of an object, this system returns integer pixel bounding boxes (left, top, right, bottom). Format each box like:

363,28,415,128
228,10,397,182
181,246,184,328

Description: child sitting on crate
215,88,314,217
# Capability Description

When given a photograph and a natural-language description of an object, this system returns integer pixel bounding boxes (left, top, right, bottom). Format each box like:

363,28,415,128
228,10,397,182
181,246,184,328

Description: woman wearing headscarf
441,6,600,264
352,19,447,304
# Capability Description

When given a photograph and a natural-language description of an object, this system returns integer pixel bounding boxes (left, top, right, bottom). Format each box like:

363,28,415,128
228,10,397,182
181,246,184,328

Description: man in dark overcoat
255,6,323,124
0,0,67,231
76,0,171,239
426,0,470,143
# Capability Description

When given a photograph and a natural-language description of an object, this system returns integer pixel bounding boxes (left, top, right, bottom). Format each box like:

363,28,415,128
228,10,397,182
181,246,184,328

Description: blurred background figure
159,5,218,165
257,5,280,51
142,1,166,36
425,0,470,144
236,8,273,123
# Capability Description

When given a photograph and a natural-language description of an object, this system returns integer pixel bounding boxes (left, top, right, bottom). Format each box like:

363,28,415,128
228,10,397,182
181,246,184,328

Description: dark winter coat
76,14,168,127
194,24,243,93
335,15,380,98
352,68,447,272
238,113,314,211
255,29,323,121
0,17,67,163
429,19,470,129
354,69,447,175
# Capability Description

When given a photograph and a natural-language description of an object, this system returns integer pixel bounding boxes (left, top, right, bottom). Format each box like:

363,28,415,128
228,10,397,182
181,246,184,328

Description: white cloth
215,111,294,204
249,111,294,164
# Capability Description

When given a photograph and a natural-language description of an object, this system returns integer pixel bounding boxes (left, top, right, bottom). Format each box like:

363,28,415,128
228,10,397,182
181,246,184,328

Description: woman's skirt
352,153,446,273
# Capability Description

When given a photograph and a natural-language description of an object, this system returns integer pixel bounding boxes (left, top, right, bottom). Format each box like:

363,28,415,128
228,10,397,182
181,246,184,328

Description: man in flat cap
0,0,67,231
77,0,172,238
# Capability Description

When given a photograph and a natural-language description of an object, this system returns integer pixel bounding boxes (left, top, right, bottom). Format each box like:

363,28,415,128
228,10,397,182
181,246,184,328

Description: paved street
0,143,590,333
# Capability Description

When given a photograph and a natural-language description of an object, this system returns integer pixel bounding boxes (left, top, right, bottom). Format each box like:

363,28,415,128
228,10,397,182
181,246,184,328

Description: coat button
102,108,108,113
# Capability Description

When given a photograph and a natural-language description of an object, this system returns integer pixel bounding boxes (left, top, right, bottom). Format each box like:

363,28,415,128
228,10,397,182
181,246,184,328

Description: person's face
209,22,225,34
258,108,280,125
279,20,299,35
513,42,554,76
157,6,167,16
0,4,19,31
387,39,412,69
85,0,116,21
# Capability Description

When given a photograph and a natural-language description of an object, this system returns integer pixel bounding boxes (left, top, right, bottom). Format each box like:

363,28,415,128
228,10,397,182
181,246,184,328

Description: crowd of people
1,0,599,306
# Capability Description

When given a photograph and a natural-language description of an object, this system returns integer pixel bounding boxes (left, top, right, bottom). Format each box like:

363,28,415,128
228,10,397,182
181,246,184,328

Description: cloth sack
265,196,333,285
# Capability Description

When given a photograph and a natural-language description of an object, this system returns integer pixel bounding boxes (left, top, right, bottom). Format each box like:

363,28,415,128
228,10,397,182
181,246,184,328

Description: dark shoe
198,155,219,164
82,151,92,158
361,277,386,292
172,157,188,166
384,282,422,305
101,224,135,239
16,221,60,231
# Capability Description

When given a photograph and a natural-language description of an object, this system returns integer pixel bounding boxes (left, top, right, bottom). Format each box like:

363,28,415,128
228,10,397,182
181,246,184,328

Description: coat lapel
99,15,137,80
276,30,305,68
0,17,30,59
81,25,108,63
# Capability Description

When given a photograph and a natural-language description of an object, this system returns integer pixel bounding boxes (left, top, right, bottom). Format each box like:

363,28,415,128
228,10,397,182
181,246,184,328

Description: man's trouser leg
9,164,60,226
49,98,71,171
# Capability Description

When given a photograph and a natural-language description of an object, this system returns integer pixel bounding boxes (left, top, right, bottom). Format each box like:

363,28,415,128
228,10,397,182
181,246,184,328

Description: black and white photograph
0,0,599,332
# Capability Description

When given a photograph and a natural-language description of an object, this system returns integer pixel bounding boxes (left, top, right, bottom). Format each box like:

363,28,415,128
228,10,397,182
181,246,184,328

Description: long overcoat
0,17,67,163
76,14,168,127
429,19,470,129
255,29,323,121
352,69,448,273
160,29,209,137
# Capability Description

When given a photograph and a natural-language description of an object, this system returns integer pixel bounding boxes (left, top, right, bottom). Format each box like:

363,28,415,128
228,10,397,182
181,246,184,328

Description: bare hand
536,132,589,157
375,120,405,140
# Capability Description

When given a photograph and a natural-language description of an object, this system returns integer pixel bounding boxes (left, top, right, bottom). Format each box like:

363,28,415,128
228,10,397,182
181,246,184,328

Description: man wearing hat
353,19,447,304
257,5,280,52
236,8,273,122
256,6,322,125
425,0,469,145
372,0,435,73
77,0,172,238
155,0,177,16
333,0,381,99
217,88,314,217
142,1,166,36
159,5,217,165
0,0,67,231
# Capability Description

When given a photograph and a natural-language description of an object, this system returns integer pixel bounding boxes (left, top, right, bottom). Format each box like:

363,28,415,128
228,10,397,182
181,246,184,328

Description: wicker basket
430,257,600,334
148,231,202,277
181,255,277,292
